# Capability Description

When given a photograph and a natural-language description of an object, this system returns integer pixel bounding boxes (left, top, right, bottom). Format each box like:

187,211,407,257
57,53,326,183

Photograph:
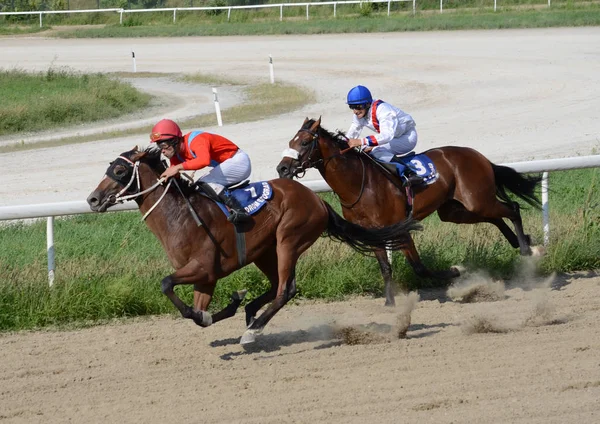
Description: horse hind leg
241,250,299,345
374,248,397,307
402,235,461,281
244,246,280,328
440,200,532,255
503,201,533,255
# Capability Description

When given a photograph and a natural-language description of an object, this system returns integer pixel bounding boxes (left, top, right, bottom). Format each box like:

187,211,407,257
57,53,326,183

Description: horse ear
311,116,321,131
131,150,146,162
303,117,309,125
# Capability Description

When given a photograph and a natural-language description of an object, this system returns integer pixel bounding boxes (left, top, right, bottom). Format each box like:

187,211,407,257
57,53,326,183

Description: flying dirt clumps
333,292,421,344
396,291,420,338
447,274,506,303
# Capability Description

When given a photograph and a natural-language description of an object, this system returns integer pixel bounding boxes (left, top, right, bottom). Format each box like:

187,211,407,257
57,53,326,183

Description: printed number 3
410,159,427,176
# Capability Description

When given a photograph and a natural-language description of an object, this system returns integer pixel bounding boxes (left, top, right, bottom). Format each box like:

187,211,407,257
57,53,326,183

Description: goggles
150,132,180,143
349,104,367,111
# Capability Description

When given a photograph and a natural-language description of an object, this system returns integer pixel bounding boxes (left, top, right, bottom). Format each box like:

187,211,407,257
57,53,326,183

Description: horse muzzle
87,190,115,213
276,158,298,179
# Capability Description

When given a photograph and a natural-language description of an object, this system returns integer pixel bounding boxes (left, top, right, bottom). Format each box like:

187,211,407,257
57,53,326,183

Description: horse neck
317,135,375,196
135,165,191,233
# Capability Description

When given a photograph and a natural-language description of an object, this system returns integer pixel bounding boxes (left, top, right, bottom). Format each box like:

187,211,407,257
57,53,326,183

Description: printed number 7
245,187,257,198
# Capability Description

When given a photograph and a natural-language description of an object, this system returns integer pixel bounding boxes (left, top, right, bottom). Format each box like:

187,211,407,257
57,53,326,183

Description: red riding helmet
150,119,182,143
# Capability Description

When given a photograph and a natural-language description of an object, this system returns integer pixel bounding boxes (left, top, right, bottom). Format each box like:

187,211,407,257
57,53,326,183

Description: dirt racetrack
1,271,600,423
1,27,600,423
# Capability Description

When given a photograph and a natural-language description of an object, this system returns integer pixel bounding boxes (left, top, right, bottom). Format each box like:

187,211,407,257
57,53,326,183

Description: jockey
345,85,422,186
150,118,252,224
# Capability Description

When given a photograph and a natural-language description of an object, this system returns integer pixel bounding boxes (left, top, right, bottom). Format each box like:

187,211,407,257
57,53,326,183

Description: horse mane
137,145,196,195
302,119,350,150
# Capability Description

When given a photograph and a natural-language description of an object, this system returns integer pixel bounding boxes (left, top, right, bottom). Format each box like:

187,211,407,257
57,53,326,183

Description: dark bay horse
276,118,542,306
87,146,420,344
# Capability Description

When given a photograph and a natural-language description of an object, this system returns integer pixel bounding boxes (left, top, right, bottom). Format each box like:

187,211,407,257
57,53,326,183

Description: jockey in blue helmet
345,85,422,186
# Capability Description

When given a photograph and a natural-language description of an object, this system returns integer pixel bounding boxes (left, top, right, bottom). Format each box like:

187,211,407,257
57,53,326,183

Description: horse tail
322,202,421,254
492,163,542,209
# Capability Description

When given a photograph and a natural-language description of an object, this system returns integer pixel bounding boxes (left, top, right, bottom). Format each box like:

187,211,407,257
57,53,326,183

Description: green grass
0,73,314,154
0,67,151,136
1,168,599,331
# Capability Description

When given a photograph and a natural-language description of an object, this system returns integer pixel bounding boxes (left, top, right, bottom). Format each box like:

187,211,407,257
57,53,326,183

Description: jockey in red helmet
150,119,252,224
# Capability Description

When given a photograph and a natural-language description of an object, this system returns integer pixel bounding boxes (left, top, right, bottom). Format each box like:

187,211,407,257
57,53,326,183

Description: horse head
276,117,346,179
87,145,165,212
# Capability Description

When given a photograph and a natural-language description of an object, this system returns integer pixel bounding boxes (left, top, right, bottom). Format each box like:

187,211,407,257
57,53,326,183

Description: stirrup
403,174,422,187
227,209,251,224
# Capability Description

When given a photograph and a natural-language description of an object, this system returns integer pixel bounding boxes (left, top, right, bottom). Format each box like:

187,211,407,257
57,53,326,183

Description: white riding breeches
369,126,418,163
198,150,252,194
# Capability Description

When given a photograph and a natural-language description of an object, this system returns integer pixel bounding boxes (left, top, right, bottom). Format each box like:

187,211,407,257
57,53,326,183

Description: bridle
106,154,172,220
281,127,367,209
281,128,323,179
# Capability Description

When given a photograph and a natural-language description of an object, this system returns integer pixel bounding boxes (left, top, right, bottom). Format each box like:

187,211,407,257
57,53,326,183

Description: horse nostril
277,165,288,177
87,195,98,206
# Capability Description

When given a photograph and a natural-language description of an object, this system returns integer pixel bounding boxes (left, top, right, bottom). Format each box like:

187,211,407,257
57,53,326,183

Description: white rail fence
0,0,554,27
1,154,599,286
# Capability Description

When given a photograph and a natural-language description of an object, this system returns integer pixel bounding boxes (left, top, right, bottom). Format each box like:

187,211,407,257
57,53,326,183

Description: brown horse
276,117,542,306
87,146,420,344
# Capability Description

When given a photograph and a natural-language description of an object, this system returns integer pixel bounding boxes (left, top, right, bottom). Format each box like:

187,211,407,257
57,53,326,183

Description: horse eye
114,165,127,177
301,138,311,147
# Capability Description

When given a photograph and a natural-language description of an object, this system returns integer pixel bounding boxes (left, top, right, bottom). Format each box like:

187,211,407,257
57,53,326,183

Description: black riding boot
219,193,251,224
196,182,251,224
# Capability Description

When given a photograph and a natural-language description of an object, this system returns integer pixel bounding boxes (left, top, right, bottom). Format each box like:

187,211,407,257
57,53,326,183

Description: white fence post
39,12,42,27
131,50,136,73
542,171,549,246
269,54,275,84
47,217,55,287
212,87,223,127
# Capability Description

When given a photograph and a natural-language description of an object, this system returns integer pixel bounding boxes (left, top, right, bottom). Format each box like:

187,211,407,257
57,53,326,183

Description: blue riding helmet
347,85,373,105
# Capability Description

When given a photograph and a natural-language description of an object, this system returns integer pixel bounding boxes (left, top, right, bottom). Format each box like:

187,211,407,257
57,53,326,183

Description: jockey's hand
160,164,183,180
347,138,363,149
363,147,373,153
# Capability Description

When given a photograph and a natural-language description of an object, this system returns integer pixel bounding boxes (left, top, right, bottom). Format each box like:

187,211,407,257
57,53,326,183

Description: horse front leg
373,248,397,307
160,261,214,328
402,236,461,281
194,285,248,326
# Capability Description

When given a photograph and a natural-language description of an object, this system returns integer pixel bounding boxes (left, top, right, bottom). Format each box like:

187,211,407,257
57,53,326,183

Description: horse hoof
531,245,546,257
232,289,248,301
240,329,258,345
453,265,466,275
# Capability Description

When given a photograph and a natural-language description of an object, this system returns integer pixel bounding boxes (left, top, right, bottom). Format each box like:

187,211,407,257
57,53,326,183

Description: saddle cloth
216,181,273,217
385,152,438,185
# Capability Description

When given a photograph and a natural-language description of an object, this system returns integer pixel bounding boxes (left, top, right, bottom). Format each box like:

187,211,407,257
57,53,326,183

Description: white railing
0,1,415,27
2,0,555,28
1,154,599,286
